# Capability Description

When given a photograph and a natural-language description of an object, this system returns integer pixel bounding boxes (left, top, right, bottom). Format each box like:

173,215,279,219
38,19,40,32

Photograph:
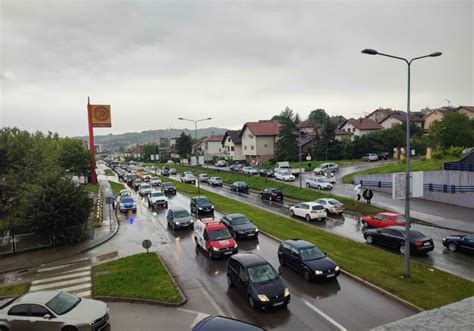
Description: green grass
93,253,182,303
342,158,456,184
108,181,125,196
0,283,29,297
84,183,99,193
104,169,115,176
165,176,474,310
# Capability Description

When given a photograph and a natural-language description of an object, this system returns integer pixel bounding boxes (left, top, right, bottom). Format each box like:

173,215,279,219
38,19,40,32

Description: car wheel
362,221,368,228
448,243,457,252
227,275,234,287
306,183,310,188
62,326,78,331
399,245,406,255
305,214,311,222
303,269,311,282
290,210,295,217
317,185,321,190
279,257,285,266
366,235,373,244
249,296,256,309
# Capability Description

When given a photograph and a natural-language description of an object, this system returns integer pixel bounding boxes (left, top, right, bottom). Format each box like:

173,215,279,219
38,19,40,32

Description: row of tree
0,128,93,241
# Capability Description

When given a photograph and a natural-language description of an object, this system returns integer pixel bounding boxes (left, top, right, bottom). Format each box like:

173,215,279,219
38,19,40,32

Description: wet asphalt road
165,173,474,281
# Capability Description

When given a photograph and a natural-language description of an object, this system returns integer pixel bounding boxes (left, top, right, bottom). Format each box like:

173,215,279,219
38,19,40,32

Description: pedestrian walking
367,189,374,204
354,184,362,201
362,188,369,203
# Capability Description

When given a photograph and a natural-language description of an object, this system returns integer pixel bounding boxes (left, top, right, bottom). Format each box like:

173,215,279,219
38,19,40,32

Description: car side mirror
43,314,52,320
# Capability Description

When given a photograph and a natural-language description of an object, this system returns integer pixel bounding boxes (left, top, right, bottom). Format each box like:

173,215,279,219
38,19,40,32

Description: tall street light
178,117,212,195
361,48,441,278
299,130,304,189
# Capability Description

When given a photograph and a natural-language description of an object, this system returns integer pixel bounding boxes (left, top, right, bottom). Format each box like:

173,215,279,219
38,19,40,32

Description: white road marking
75,290,92,298
39,257,89,268
199,287,226,316
30,276,91,291
191,313,209,328
37,264,72,273
303,299,347,331
32,271,91,285
50,282,92,293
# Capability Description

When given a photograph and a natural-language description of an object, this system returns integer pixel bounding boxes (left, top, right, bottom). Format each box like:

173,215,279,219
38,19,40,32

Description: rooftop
241,121,280,137
342,118,383,130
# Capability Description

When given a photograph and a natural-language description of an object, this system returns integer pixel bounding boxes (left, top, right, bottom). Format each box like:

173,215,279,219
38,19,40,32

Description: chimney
359,118,363,123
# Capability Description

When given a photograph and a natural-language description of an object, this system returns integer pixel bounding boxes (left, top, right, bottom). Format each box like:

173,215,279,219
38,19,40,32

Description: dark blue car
442,234,474,253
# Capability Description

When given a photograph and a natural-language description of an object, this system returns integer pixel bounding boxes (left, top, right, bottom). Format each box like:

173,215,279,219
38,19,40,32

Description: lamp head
178,117,184,120
430,52,442,57
361,49,378,55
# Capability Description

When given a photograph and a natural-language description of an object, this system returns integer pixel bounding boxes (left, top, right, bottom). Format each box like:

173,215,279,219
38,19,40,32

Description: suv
147,190,168,208
362,153,379,162
199,174,209,183
133,179,143,191
259,188,283,201
227,254,290,309
138,183,152,196
116,195,137,213
167,207,193,230
278,239,340,281
289,202,327,221
161,182,176,196
313,163,338,175
221,214,259,239
305,176,333,190
209,177,223,187
150,177,161,188
190,196,214,215
242,166,259,175
181,173,197,184
194,218,238,259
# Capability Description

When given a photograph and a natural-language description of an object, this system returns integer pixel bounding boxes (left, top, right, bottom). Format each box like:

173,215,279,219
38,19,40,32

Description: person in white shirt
354,184,362,201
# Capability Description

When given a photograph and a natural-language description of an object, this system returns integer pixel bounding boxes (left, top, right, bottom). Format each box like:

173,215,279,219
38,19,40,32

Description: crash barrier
443,163,474,172
358,180,474,194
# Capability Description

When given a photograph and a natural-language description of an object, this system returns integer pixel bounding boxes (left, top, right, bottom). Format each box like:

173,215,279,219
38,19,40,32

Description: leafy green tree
275,107,299,161
429,112,474,149
176,132,192,158
58,138,92,175
142,144,158,162
312,120,342,160
308,109,330,128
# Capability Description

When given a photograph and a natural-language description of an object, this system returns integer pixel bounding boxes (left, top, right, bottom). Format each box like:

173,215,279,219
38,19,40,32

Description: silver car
0,290,109,331
315,198,345,214
209,177,223,187
166,207,194,230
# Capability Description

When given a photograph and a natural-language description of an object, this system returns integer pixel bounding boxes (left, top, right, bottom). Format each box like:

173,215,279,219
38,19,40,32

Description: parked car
209,177,223,187
314,198,344,214
192,315,264,331
147,190,168,208
181,173,197,184
378,152,391,160
194,218,237,259
305,176,333,190
161,182,176,196
230,181,249,193
229,164,241,172
133,179,143,191
190,196,214,215
227,253,290,309
278,239,340,281
138,183,152,196
167,207,193,230
361,212,406,228
199,174,209,183
274,170,295,182
242,166,259,175
442,234,474,253
363,226,434,255
116,195,137,213
259,188,283,201
289,202,327,221
259,169,274,177
167,160,175,164
170,168,177,175
313,163,339,175
215,160,227,167
221,214,259,239
161,168,170,176
0,291,109,331
362,153,379,162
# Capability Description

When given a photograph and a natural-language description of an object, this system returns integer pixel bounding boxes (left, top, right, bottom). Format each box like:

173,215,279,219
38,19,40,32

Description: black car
133,179,143,191
229,164,241,172
193,315,265,331
161,182,176,195
378,152,391,160
167,207,193,230
227,253,290,310
230,181,249,193
363,226,434,255
259,169,274,177
278,239,339,281
221,214,259,239
442,234,474,253
126,174,137,186
190,196,214,215
259,188,283,201
161,168,170,176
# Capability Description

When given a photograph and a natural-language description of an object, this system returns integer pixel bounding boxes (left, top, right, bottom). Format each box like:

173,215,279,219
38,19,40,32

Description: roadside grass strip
166,176,474,310
84,183,99,193
93,253,183,303
108,180,125,196
104,169,115,176
0,283,29,297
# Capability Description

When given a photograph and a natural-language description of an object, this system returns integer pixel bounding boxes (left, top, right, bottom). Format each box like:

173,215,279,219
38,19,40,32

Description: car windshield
46,292,81,315
151,192,164,197
300,246,326,261
196,198,210,204
122,197,134,203
396,215,406,222
248,264,279,284
208,228,231,241
141,184,150,189
328,199,340,205
174,210,190,218
282,171,291,175
231,217,250,225
213,177,222,181
163,183,173,187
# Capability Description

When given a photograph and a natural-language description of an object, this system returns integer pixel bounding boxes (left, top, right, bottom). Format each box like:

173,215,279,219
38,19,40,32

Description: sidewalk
0,179,118,275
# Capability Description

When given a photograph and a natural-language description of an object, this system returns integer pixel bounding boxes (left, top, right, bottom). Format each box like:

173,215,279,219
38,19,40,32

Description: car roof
170,207,187,212
230,253,268,267
194,315,264,331
14,290,61,305
379,212,400,217
193,195,208,199
283,239,315,249
298,201,321,206
226,213,246,219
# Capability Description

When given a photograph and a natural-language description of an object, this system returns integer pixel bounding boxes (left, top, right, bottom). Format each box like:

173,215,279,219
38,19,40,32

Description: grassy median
0,283,29,297
93,253,182,303
165,175,474,310
104,169,115,176
108,180,125,196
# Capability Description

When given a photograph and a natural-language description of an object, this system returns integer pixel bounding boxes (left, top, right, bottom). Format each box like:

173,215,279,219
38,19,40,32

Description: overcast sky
1,0,473,137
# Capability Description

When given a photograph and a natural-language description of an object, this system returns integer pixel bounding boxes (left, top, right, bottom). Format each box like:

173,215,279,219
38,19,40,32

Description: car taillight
415,241,423,247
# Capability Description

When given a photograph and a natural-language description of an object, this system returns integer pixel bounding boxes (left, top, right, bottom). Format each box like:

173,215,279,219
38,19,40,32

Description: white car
181,173,196,184
362,153,379,162
275,170,295,182
138,183,152,196
199,174,209,183
150,177,161,187
289,202,327,221
315,198,345,214
209,176,223,186
147,190,168,208
215,160,227,167
305,176,333,190
242,166,259,175
313,162,339,175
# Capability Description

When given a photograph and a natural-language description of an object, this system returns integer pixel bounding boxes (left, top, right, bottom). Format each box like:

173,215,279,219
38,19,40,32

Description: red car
361,212,406,228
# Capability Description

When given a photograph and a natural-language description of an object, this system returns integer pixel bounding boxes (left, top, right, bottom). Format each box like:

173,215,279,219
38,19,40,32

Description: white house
221,130,244,161
379,111,423,129
339,118,383,140
201,135,225,161
240,120,280,165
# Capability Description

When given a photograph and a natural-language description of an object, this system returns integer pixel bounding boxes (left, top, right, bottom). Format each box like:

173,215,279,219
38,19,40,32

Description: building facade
222,130,244,161
240,121,279,165
339,118,383,140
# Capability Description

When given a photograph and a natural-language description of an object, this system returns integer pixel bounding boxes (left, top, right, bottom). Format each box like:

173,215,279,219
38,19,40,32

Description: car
274,170,295,182
442,234,474,253
361,212,406,228
161,182,176,196
119,189,131,197
215,160,227,167
167,160,175,164
150,177,161,188
190,196,214,215
363,226,434,255
259,169,274,177
227,253,290,310
138,183,152,196
194,218,237,259
289,202,327,221
209,177,223,187
199,174,209,183
221,214,259,239
315,198,344,214
378,152,391,160
242,166,259,175
229,164,241,172
0,290,109,331
167,207,193,230
305,176,333,190
126,174,137,186
362,153,379,162
313,163,339,175
170,168,177,175
323,172,336,184
259,188,283,201
116,195,137,213
181,173,197,184
141,174,151,182
230,181,249,193
161,168,170,176
147,190,168,208
133,179,143,191
192,315,264,331
278,239,340,281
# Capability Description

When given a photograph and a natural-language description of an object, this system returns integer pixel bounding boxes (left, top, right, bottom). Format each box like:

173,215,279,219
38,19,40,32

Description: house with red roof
366,108,397,123
239,120,280,165
339,118,383,140
221,130,244,161
200,135,225,161
379,111,424,129
422,106,474,132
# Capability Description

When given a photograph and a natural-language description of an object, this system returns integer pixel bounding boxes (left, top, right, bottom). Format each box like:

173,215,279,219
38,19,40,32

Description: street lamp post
299,130,304,189
362,48,441,278
178,117,212,195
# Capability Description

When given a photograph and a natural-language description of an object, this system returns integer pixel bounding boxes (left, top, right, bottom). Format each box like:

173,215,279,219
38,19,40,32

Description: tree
429,112,474,149
176,132,192,158
142,144,158,162
275,107,299,161
308,108,330,128
58,138,92,176
312,120,341,160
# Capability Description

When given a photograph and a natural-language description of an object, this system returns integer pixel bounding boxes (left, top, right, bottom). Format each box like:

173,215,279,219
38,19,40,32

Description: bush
432,148,446,160
446,146,464,158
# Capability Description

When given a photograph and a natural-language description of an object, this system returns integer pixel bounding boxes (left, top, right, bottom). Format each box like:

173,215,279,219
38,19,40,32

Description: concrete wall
256,136,275,156
241,127,257,156
353,173,393,194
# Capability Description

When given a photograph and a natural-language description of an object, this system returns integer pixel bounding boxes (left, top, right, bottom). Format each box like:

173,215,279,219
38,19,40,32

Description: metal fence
443,163,474,172
424,183,474,193
358,180,392,188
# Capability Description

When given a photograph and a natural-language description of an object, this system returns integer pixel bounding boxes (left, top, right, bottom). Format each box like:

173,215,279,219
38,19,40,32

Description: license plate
247,233,255,236
224,251,233,255
273,301,284,307
326,274,336,278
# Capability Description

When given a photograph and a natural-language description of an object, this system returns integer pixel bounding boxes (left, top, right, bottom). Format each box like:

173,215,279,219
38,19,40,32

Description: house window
264,144,268,148
228,138,230,142
251,145,254,150
244,146,247,150
231,146,234,151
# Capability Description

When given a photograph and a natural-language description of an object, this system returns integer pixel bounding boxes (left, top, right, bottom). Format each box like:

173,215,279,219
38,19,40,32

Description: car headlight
198,207,203,210
212,247,219,251
255,228,259,232
315,270,323,275
442,238,446,242
233,243,238,248
258,294,269,302
284,288,290,297
190,220,194,223
211,205,214,209
175,221,180,225
335,266,340,271
119,203,124,207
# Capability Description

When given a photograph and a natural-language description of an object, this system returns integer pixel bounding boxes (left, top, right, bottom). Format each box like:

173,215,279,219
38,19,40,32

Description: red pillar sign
87,99,111,184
